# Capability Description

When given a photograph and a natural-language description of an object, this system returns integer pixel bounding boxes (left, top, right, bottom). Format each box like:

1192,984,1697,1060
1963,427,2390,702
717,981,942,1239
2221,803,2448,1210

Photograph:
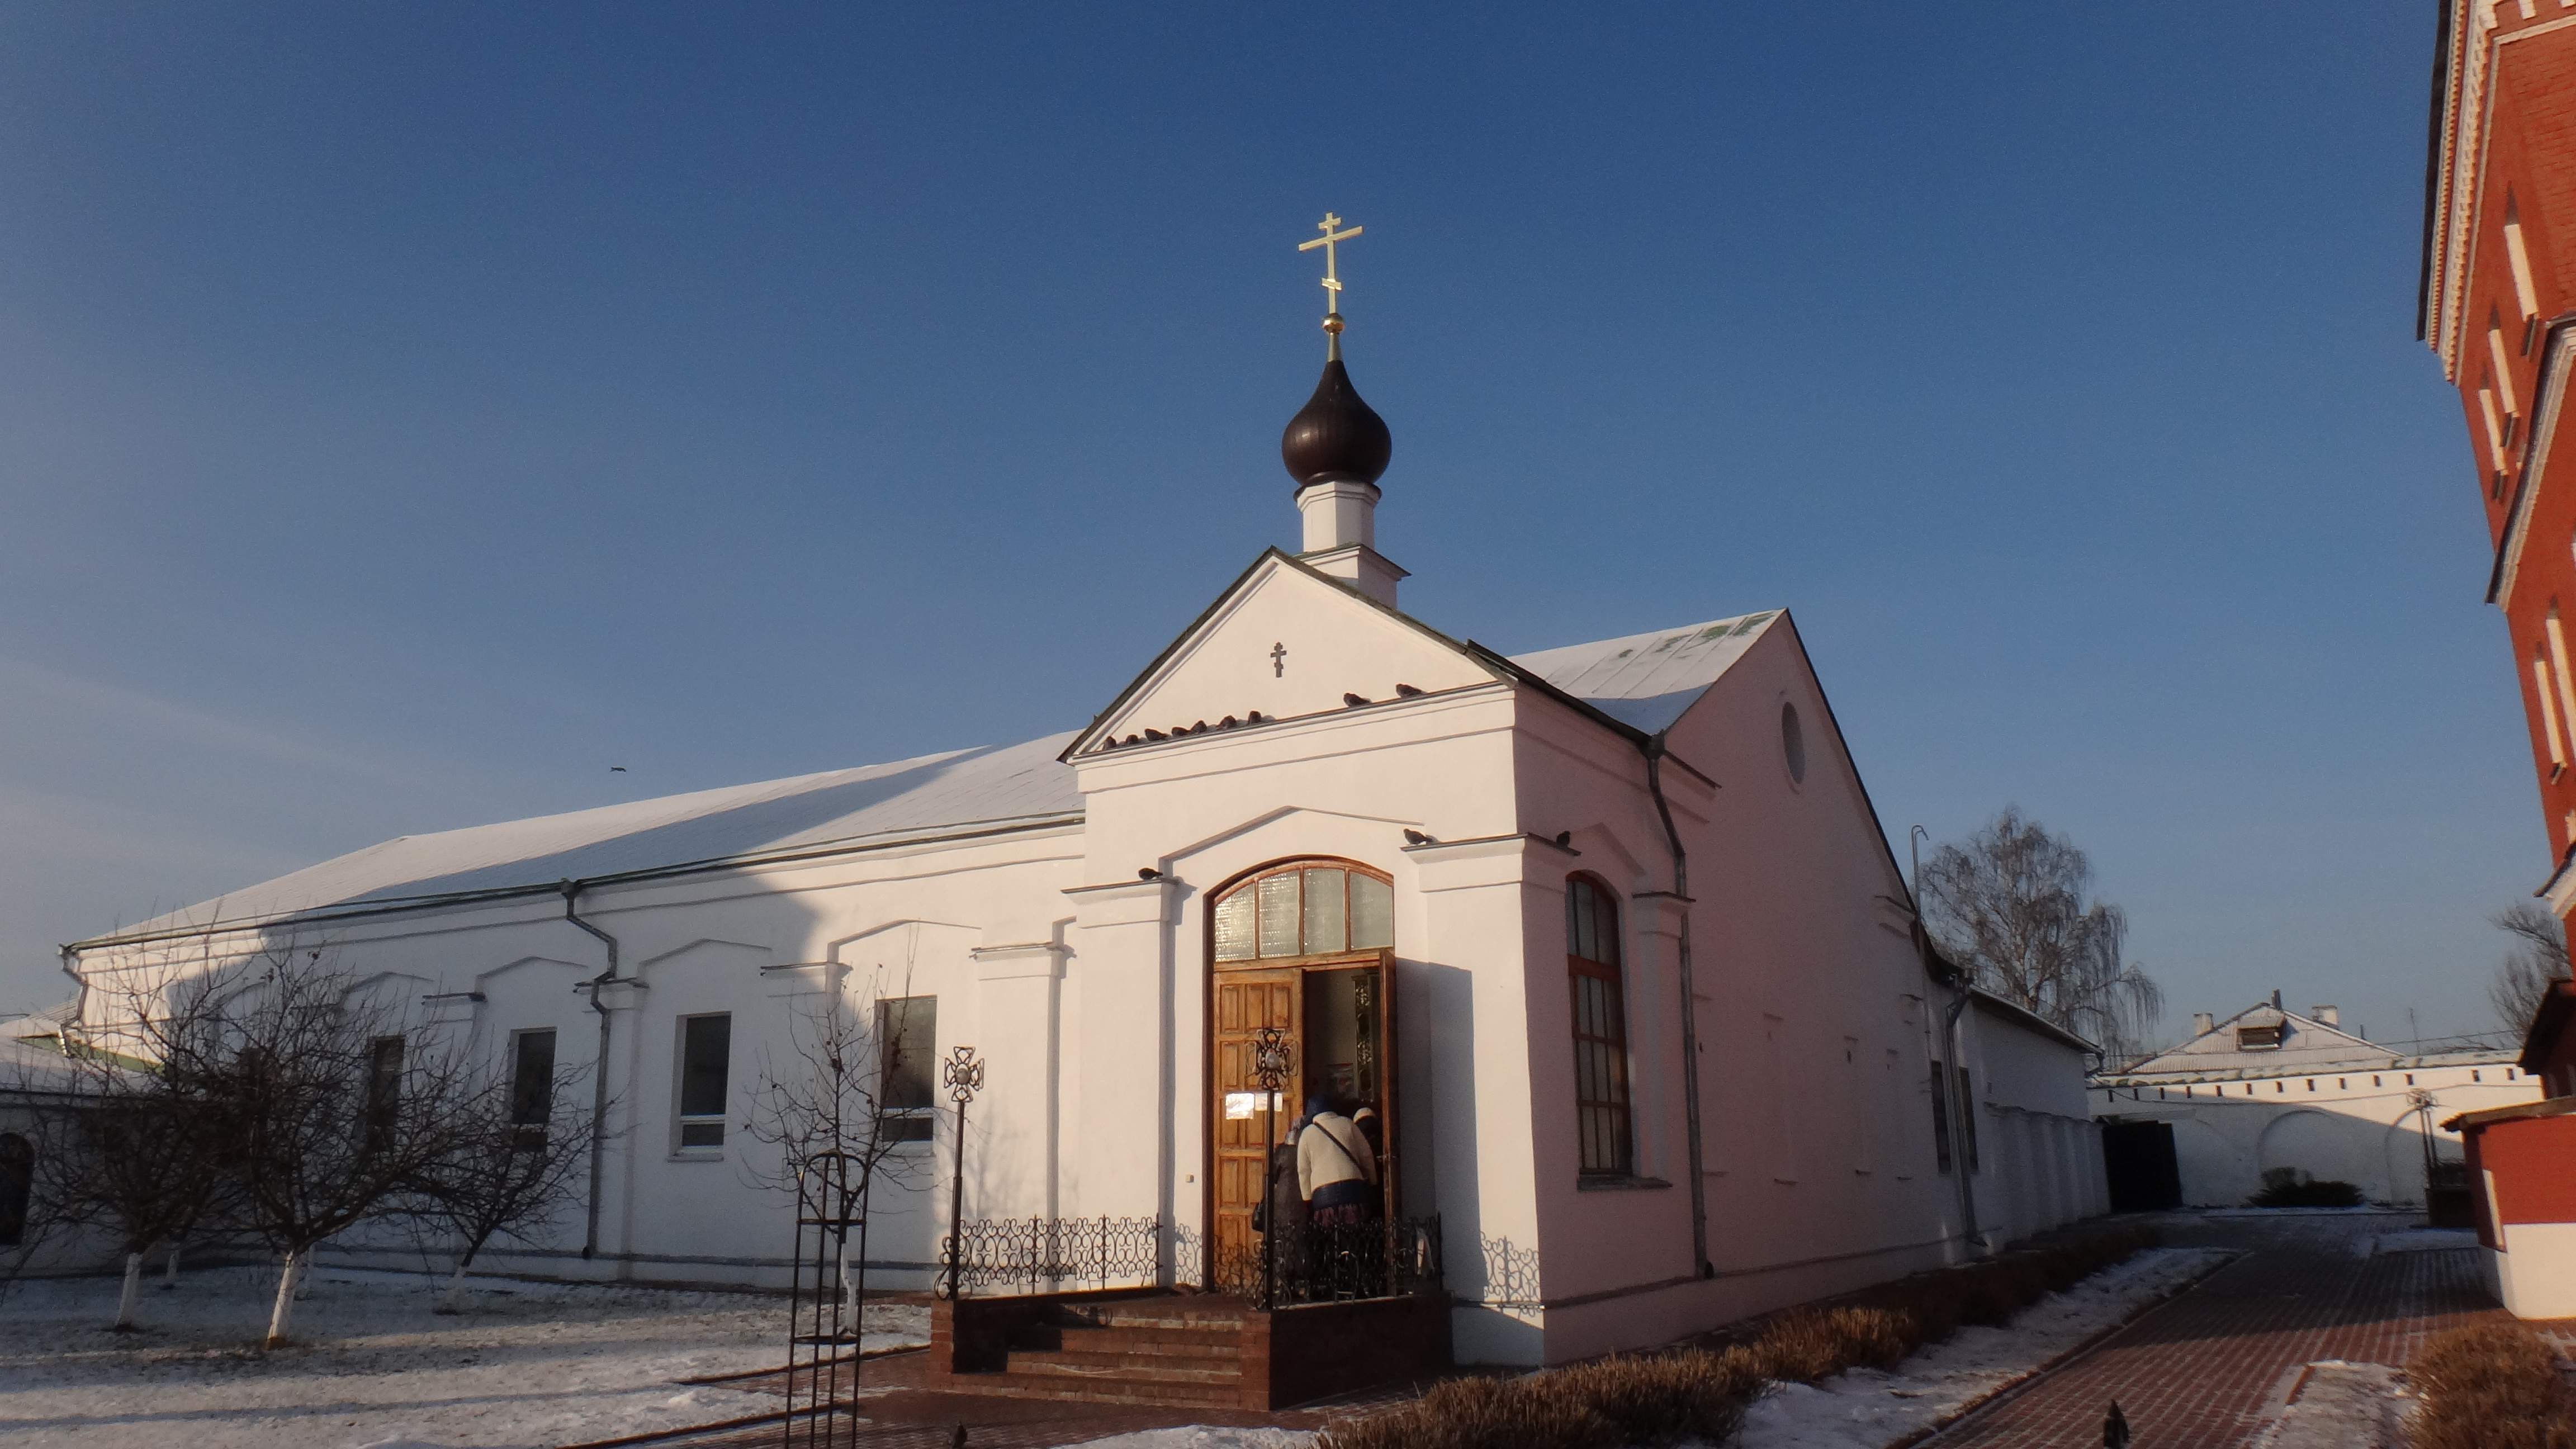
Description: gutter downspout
1940,981,1988,1253
561,880,619,1261
1642,736,1713,1278
56,946,86,1055
1911,828,1986,1254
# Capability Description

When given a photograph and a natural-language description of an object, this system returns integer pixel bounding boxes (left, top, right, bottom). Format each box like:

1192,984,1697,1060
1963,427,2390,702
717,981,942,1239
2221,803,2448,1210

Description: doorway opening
1206,860,1395,1291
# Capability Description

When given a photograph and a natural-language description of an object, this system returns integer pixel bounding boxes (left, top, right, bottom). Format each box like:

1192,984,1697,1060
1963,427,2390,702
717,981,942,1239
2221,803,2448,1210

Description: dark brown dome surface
1281,357,1392,490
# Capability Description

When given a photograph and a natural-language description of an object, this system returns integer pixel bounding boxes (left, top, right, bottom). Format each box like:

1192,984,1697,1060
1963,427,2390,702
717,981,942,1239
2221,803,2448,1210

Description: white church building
49,244,2108,1368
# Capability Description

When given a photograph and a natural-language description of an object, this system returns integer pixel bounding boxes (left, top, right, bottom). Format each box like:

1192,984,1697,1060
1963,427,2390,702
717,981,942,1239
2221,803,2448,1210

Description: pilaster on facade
1062,877,1177,1224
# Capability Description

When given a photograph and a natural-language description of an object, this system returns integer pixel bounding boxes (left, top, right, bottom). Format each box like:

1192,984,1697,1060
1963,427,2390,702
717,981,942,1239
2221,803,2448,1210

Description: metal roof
1507,612,1783,736
84,606,1796,950
92,733,1082,946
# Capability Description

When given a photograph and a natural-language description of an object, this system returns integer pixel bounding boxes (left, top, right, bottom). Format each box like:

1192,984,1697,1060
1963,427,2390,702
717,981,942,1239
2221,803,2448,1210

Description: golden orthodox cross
1297,212,1363,326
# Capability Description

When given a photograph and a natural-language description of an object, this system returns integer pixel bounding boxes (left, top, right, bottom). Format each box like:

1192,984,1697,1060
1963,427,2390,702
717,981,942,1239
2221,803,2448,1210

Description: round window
1781,701,1807,785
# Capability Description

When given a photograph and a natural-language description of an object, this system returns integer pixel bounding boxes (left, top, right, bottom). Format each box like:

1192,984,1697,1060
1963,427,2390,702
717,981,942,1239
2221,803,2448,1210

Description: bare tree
177,949,483,1347
403,1055,595,1314
2490,901,2569,1036
26,993,239,1331
1920,806,2165,1062
742,983,937,1321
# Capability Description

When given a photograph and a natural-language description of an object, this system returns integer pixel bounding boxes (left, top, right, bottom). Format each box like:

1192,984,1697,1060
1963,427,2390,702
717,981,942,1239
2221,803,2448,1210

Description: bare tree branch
2490,900,2569,1035
1920,806,2164,1062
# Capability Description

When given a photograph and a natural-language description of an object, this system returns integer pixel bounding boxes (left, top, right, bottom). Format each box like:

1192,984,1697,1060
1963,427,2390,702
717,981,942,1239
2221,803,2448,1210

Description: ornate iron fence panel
1213,1214,1443,1306
937,1215,1163,1298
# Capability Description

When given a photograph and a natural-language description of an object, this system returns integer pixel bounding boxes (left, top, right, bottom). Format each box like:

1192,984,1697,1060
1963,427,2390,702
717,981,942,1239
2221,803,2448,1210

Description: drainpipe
562,879,619,1261
1642,736,1713,1278
1912,828,1987,1254
56,946,86,1055
1940,982,1989,1252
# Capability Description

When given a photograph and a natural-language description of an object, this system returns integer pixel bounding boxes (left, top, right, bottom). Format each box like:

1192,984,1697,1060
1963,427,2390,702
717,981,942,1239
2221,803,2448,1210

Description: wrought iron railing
1213,1214,1444,1306
936,1215,1163,1298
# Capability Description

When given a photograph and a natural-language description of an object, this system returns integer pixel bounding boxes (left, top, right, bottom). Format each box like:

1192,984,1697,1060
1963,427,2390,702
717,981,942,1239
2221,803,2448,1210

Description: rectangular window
1928,1059,1953,1174
1566,877,1632,1176
678,1014,731,1149
510,1029,558,1137
2483,383,2509,467
2491,324,2522,418
2506,215,2541,321
2545,619,2576,775
1570,968,1632,1173
365,1036,405,1156
1957,1067,1980,1172
2237,1025,2284,1050
1256,873,1303,958
2536,654,2569,770
1349,873,1394,949
876,996,937,1144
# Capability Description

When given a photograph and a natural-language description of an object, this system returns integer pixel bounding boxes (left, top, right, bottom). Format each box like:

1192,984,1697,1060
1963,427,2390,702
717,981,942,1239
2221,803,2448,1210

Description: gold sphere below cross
1322,312,1346,335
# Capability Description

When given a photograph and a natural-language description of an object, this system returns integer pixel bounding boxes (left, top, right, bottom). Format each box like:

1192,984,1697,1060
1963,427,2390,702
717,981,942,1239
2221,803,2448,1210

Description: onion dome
1281,329,1392,490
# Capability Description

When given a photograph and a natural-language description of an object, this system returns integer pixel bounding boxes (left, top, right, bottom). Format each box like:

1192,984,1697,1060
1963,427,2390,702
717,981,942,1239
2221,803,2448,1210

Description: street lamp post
1251,1025,1294,1310
938,1046,985,1304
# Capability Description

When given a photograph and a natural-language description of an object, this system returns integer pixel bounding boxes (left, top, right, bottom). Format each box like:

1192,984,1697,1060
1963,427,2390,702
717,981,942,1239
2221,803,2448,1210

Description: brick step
1013,1325,1245,1356
946,1368,1248,1409
1007,1349,1243,1384
1066,1309,1249,1332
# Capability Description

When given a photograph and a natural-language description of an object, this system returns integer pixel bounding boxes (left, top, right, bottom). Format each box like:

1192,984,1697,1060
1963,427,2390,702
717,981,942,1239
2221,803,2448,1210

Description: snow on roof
1508,611,1783,736
2097,1000,2506,1078
99,733,1082,943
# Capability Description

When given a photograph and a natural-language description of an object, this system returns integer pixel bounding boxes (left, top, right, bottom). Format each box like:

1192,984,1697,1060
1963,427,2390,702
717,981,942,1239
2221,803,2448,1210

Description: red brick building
2422,3,2576,1315
2447,981,2576,1315
2423,1,2576,911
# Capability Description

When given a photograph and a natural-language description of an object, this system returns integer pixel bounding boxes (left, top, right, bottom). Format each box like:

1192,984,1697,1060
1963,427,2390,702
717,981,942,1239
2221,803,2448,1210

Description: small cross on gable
1271,642,1287,678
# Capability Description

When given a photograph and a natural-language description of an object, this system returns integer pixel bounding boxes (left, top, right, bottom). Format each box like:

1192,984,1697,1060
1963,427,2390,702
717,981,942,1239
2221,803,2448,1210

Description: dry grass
1318,1224,2161,1449
2410,1323,2576,1449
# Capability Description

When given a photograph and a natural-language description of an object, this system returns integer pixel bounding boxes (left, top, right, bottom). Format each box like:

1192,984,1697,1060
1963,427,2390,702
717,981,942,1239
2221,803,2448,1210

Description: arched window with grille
1566,875,1632,1176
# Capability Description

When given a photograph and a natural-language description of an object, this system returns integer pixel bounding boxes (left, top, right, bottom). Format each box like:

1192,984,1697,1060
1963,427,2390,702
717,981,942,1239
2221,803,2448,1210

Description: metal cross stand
1251,1025,1294,1311
936,1046,985,1303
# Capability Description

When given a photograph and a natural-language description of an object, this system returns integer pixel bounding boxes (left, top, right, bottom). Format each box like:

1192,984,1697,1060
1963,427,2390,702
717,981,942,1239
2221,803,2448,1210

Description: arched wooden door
1206,861,1396,1291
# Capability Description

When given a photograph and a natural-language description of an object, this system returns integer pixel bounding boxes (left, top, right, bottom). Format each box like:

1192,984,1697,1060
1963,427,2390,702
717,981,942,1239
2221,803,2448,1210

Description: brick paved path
596,1343,1362,1449
590,1213,2516,1449
1925,1212,2502,1448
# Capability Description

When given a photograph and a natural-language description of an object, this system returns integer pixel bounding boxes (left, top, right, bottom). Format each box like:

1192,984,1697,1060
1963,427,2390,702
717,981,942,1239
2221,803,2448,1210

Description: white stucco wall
2092,1059,2540,1206
61,564,2103,1368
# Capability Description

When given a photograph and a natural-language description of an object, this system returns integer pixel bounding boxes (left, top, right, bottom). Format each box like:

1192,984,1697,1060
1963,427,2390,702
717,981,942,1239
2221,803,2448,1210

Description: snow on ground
2248,1361,2408,1449
1727,1246,2232,1449
0,1263,927,1449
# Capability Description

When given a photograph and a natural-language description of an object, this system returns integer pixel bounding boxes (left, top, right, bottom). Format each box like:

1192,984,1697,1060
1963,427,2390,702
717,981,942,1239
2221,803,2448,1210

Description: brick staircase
965,1295,1252,1408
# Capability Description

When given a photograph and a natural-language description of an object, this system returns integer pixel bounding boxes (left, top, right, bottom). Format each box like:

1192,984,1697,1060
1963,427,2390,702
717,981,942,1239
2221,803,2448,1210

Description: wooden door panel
1211,972,1300,1283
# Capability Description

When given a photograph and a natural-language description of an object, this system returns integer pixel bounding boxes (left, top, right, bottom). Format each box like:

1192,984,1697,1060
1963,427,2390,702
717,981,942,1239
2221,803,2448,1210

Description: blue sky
0,4,2521,1048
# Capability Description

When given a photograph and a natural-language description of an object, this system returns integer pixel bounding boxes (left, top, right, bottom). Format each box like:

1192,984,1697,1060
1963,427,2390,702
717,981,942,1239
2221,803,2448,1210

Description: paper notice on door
1224,1091,1285,1120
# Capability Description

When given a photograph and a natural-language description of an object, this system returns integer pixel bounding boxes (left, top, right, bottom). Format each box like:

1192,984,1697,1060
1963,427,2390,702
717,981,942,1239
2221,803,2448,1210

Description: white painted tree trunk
438,1254,473,1314
163,1243,181,1290
113,1252,144,1330
842,1245,858,1321
264,1249,307,1348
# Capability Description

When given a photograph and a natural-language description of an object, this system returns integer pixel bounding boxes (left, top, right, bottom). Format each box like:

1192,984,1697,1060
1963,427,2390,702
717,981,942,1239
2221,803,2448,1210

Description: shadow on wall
2169,1099,2451,1206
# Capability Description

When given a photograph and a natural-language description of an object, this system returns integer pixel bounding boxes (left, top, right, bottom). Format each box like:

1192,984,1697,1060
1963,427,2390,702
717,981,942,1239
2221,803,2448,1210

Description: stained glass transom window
1213,864,1392,960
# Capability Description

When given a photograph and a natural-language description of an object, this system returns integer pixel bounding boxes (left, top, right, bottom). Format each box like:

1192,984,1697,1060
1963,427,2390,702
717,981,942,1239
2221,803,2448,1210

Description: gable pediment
1069,551,1500,757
